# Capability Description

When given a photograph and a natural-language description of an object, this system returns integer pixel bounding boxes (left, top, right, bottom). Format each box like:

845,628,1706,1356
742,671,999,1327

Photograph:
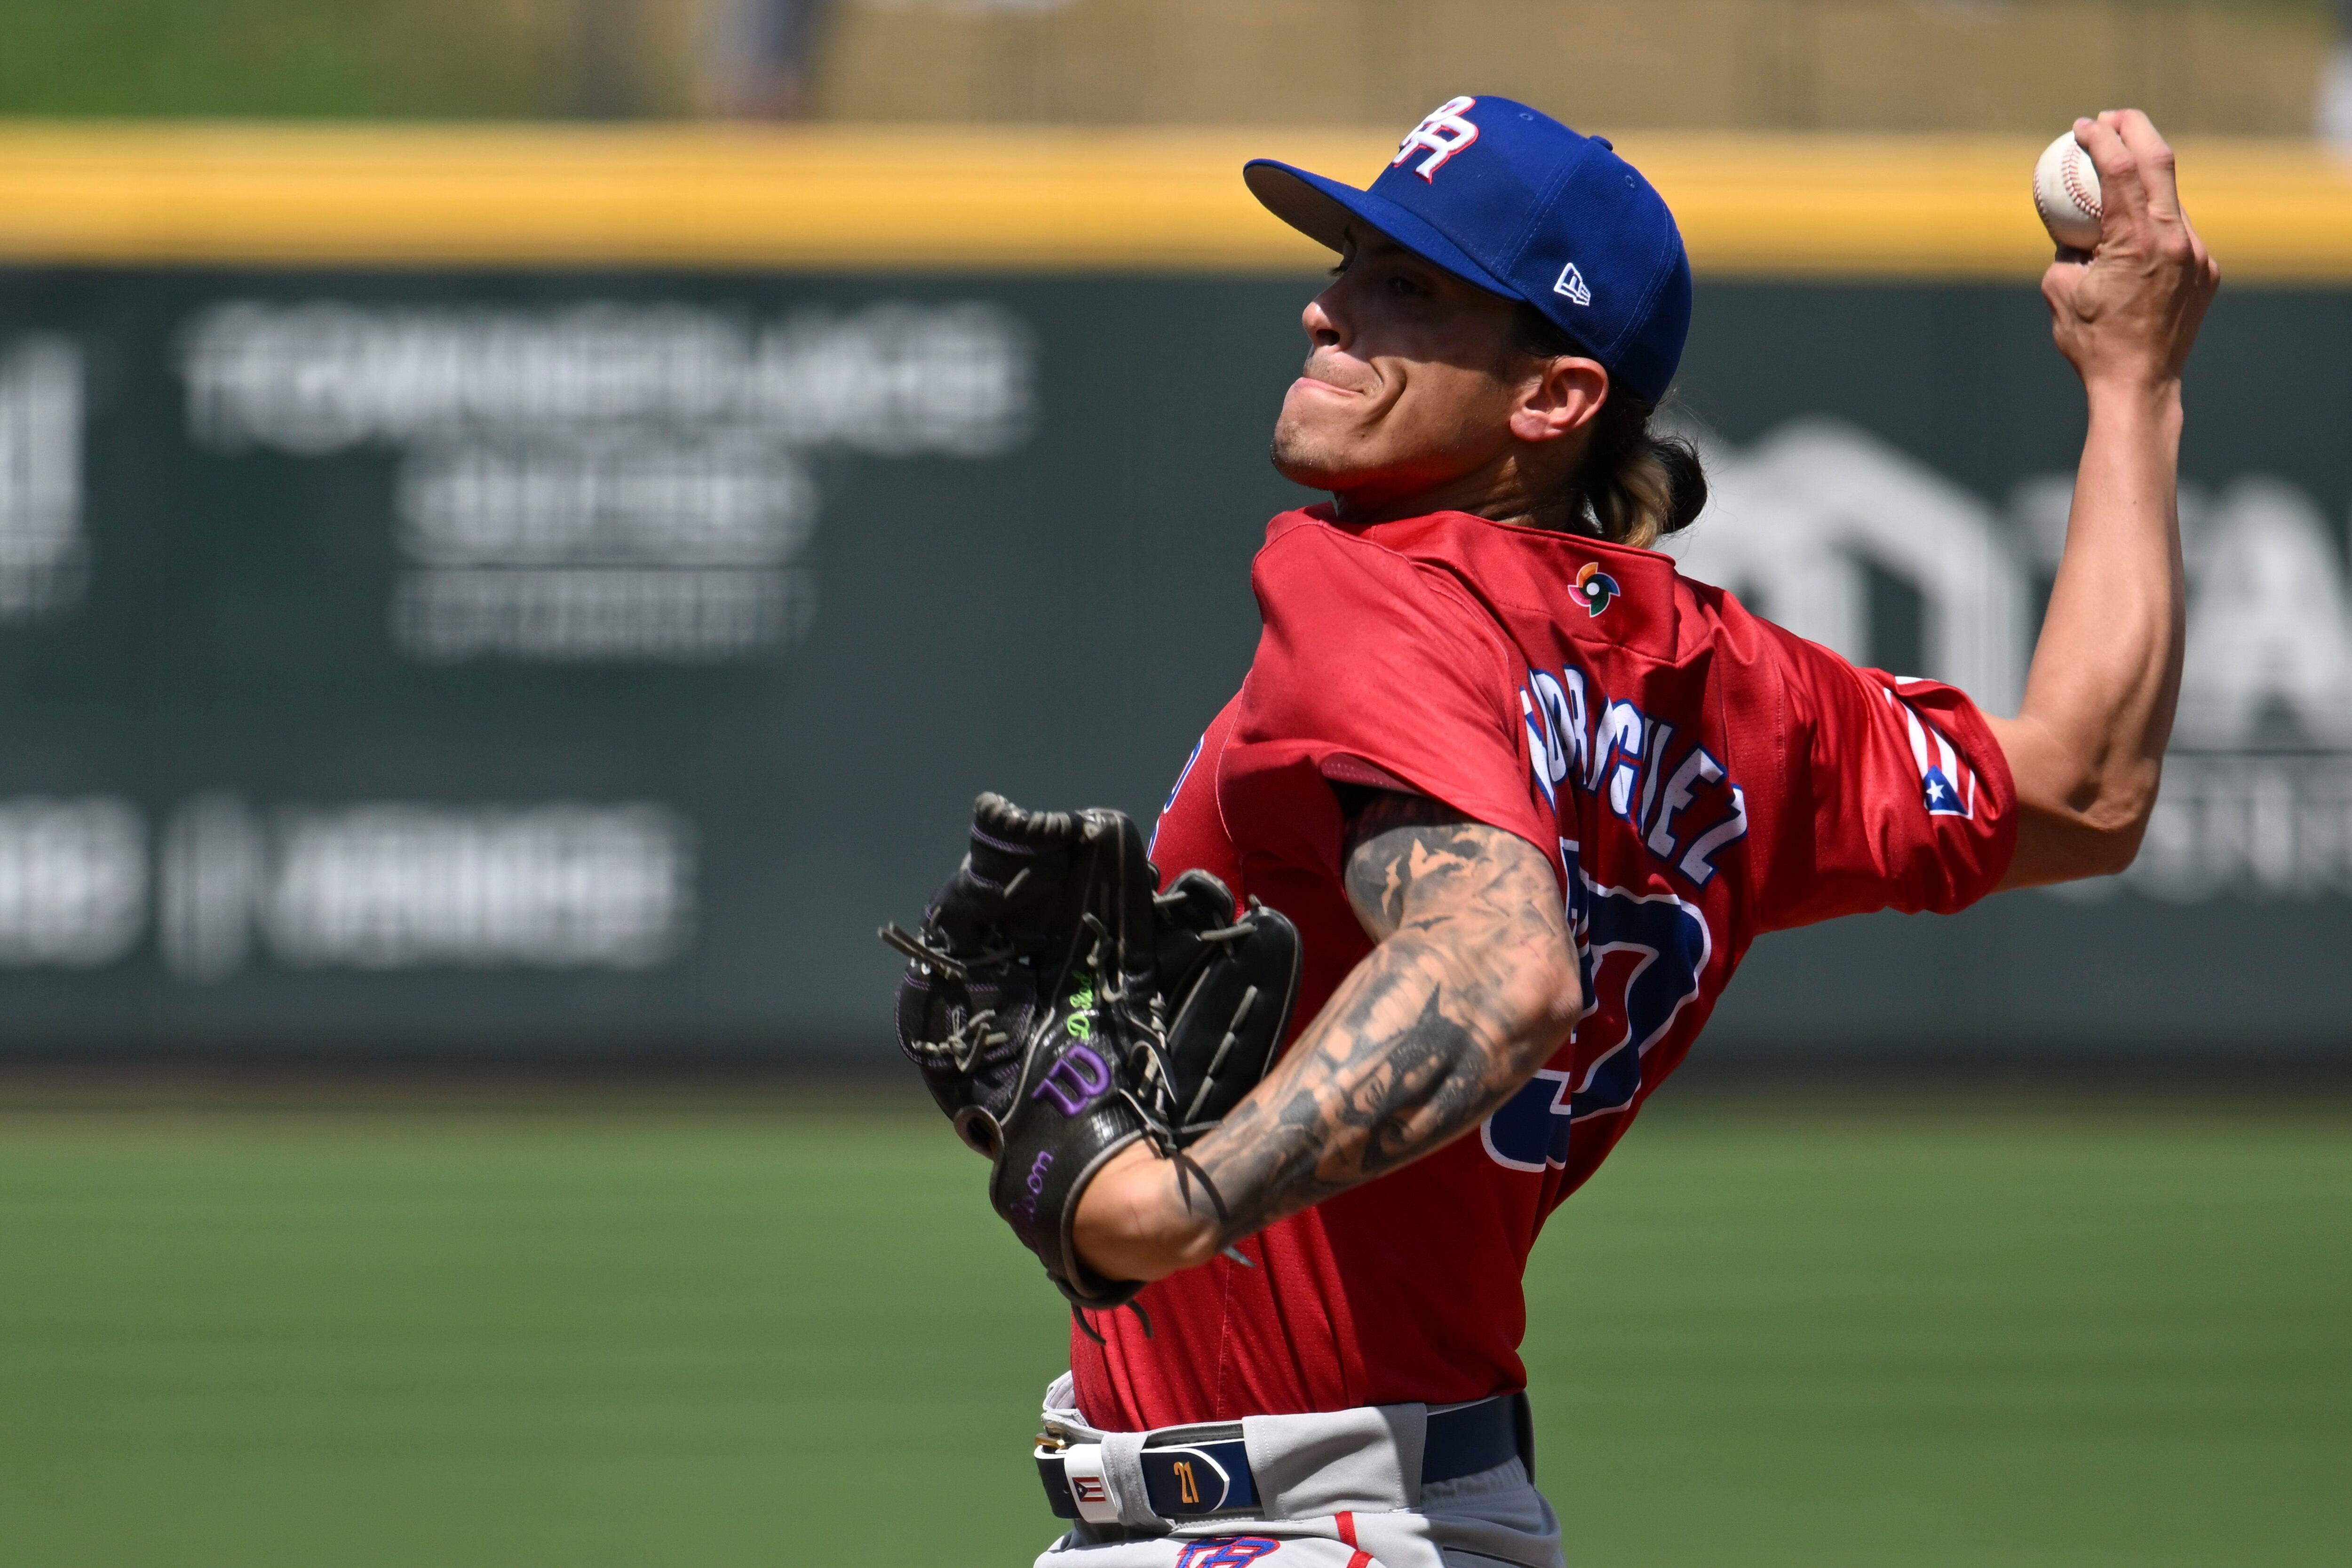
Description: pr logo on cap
1391,95,1481,181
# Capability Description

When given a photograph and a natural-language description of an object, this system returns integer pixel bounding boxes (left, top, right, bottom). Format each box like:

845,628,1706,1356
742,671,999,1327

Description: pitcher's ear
1511,357,1609,445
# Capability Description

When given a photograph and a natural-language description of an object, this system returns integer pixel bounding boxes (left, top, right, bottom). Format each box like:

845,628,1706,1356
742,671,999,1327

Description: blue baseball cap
1245,96,1692,406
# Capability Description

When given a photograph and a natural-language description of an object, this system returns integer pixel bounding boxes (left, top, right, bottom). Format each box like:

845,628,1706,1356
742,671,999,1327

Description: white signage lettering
0,798,145,966
179,301,1032,666
0,338,85,622
158,798,695,980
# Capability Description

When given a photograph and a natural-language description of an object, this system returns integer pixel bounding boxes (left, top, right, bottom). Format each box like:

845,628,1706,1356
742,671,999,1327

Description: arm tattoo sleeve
1182,790,1579,1244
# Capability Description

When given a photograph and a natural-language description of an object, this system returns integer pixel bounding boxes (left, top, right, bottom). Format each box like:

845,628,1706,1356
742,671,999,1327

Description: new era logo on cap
1243,95,1692,405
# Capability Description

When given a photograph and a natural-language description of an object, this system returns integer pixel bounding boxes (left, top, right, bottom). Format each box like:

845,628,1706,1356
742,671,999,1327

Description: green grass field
0,1095,2344,1568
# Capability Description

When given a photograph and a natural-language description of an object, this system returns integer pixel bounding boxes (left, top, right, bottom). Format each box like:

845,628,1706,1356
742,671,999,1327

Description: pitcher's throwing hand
2043,111,2218,393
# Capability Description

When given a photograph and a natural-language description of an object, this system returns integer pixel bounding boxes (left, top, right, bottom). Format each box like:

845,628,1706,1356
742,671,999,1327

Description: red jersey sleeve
1755,624,2018,930
1217,518,1553,884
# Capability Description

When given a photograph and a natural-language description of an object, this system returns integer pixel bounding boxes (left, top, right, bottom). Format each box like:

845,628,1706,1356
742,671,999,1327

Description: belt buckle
1058,1442,1120,1524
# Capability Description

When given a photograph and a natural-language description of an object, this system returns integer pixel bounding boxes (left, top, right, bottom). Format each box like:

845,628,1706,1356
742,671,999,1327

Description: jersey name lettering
1520,660,1750,886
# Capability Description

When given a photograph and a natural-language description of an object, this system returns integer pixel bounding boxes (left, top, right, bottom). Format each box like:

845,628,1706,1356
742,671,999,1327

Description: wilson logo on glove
882,793,1302,1335
1031,1044,1112,1116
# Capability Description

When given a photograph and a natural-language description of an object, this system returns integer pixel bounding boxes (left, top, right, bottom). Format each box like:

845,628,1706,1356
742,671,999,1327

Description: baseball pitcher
886,98,2216,1567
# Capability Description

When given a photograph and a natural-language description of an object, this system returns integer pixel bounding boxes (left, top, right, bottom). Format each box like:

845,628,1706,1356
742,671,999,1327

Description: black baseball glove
881,793,1301,1327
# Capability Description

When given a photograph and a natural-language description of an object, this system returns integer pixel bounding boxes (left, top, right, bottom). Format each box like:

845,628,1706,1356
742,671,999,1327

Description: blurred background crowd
0,0,2346,135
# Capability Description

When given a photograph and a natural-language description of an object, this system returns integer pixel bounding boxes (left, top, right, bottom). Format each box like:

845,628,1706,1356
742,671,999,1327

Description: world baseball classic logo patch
1574,561,1621,617
1174,1538,1281,1568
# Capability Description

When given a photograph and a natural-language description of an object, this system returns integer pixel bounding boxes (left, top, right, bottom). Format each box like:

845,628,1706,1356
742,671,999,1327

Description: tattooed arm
1072,791,1582,1283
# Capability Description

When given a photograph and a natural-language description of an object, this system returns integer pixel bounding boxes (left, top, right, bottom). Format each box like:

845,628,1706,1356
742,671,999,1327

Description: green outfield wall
0,264,2344,1059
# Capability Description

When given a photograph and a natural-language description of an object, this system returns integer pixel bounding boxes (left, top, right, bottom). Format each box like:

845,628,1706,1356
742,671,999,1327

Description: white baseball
2033,131,2103,252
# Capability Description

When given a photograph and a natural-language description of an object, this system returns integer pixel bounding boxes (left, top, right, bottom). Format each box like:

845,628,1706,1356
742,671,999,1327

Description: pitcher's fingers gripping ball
882,793,1302,1326
2038,111,2220,388
2034,129,2104,253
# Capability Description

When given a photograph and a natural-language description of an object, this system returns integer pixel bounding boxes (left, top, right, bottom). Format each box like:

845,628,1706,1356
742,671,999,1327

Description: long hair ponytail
1514,305,1707,551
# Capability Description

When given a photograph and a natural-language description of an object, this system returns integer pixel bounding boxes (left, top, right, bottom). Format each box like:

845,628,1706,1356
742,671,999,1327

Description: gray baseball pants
1029,1375,1566,1568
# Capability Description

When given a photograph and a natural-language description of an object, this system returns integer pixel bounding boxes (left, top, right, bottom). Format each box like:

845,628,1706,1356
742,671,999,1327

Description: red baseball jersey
1073,506,2016,1432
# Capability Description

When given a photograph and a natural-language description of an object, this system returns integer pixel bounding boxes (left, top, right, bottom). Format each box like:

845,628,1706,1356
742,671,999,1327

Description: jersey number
1482,853,1710,1173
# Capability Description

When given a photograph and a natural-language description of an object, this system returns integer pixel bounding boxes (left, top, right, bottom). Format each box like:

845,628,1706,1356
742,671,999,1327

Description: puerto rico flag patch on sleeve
1884,687,1978,819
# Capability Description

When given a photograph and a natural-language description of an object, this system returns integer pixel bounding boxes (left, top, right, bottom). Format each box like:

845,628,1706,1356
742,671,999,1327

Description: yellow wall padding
0,123,2339,280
